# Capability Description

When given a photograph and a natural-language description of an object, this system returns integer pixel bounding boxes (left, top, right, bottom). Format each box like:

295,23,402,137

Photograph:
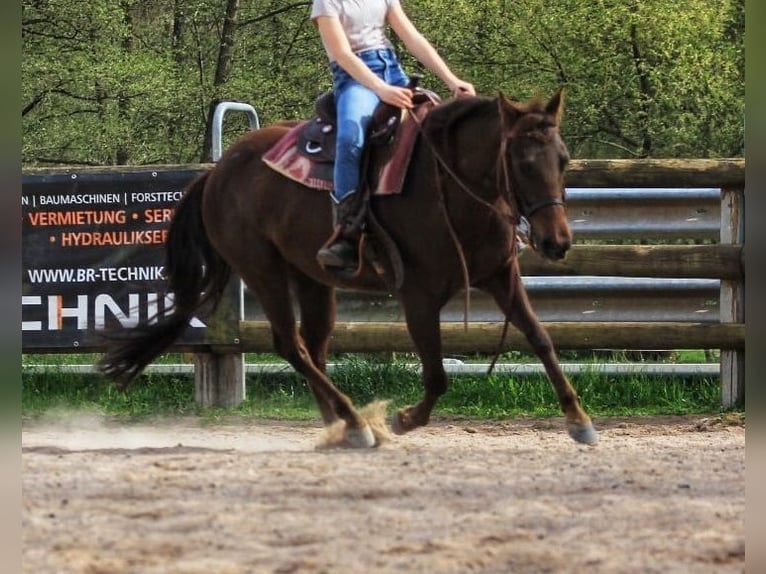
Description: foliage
22,0,744,166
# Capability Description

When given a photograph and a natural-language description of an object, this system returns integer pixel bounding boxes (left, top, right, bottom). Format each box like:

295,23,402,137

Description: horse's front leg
391,295,448,434
480,264,599,445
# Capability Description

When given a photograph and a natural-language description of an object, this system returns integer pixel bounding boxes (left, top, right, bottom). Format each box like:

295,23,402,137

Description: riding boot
316,193,363,270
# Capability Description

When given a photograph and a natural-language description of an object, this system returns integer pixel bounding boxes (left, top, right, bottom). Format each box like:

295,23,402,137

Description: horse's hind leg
480,263,598,445
239,259,375,448
291,271,338,424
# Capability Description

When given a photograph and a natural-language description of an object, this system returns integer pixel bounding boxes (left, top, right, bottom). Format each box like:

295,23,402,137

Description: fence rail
238,321,744,354
22,157,746,409
22,361,720,377
235,158,746,408
562,188,720,240
245,278,722,324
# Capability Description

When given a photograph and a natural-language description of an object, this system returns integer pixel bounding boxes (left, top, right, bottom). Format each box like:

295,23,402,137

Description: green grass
22,352,197,366
22,353,730,422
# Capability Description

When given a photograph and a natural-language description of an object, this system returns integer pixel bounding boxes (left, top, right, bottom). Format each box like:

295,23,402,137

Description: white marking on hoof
345,424,376,448
568,423,599,445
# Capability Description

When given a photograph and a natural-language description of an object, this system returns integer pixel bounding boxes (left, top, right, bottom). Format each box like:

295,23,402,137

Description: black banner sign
21,167,240,352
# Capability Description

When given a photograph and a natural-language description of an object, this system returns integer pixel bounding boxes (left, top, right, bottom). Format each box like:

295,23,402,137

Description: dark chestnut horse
99,89,598,448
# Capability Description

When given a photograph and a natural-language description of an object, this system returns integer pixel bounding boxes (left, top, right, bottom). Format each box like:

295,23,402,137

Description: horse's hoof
390,412,407,435
345,424,376,448
568,422,599,445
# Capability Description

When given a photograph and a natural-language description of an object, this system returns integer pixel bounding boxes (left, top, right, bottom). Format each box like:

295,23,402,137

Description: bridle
522,195,567,219
495,125,567,223
409,106,566,230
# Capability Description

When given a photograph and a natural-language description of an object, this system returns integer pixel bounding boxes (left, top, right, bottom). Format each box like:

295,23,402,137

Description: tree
23,0,201,164
405,0,744,158
22,0,745,166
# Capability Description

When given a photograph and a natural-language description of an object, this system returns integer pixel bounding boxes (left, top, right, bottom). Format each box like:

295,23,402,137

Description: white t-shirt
310,0,400,61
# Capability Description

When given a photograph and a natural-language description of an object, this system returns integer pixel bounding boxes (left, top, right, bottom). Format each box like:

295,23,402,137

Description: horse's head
497,88,571,260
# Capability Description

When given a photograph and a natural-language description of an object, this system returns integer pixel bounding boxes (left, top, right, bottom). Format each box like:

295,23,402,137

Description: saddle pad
262,122,333,191
261,104,432,196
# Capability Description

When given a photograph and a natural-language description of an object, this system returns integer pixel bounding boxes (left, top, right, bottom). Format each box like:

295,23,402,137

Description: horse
98,88,599,448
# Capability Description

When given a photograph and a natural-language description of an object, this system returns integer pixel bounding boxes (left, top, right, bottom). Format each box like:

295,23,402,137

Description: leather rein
407,103,566,374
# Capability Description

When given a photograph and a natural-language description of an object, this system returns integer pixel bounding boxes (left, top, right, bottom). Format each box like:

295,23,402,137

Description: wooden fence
22,158,745,409
231,158,745,408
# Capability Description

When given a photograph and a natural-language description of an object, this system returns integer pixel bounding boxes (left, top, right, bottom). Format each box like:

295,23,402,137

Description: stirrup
317,239,358,269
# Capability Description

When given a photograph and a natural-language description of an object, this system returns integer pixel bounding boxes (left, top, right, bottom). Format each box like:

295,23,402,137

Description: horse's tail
97,171,231,387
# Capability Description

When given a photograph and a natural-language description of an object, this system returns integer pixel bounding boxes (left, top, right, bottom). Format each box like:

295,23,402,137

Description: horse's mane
424,93,550,133
422,96,497,144
421,93,553,155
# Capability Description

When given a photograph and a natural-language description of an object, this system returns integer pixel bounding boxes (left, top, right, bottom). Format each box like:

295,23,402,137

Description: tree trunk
116,1,134,165
201,0,241,162
172,0,186,65
629,15,653,157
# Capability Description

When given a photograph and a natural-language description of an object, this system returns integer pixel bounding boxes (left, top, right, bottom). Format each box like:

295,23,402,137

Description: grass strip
22,355,727,422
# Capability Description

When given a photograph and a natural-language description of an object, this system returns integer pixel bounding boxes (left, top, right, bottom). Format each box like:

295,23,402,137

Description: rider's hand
376,84,414,109
449,79,476,97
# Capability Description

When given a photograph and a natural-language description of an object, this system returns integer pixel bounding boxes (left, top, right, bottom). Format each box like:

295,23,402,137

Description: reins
407,99,565,375
407,105,518,366
408,109,492,333
409,109,518,224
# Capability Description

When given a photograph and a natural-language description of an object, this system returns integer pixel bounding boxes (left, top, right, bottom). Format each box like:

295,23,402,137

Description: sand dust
22,413,744,573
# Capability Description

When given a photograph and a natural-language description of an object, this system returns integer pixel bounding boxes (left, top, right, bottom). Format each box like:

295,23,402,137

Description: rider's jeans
330,48,409,203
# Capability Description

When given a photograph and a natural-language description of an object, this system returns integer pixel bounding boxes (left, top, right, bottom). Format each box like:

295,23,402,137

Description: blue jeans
330,48,409,203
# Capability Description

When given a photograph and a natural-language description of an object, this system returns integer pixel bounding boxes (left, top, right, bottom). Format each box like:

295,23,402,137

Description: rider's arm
314,15,414,108
386,4,475,96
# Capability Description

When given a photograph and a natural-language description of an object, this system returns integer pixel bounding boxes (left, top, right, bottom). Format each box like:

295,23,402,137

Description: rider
311,0,475,270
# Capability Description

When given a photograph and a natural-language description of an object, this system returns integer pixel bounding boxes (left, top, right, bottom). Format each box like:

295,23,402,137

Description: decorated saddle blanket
262,90,440,196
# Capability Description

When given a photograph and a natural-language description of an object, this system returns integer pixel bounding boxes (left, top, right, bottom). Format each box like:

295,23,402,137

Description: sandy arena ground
22,413,744,574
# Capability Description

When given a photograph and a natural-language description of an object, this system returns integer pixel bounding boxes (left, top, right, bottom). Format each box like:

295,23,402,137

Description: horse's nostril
541,238,569,260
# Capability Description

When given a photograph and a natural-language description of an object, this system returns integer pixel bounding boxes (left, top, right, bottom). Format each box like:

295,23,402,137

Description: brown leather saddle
292,75,440,192
296,91,407,164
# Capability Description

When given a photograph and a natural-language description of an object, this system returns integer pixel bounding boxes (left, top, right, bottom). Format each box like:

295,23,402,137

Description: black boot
317,194,363,270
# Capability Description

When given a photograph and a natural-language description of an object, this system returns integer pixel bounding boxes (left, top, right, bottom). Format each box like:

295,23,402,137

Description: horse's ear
546,87,565,124
497,91,521,130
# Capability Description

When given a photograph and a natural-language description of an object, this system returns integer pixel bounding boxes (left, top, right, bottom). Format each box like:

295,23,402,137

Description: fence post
194,353,245,408
190,102,259,408
719,186,744,407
